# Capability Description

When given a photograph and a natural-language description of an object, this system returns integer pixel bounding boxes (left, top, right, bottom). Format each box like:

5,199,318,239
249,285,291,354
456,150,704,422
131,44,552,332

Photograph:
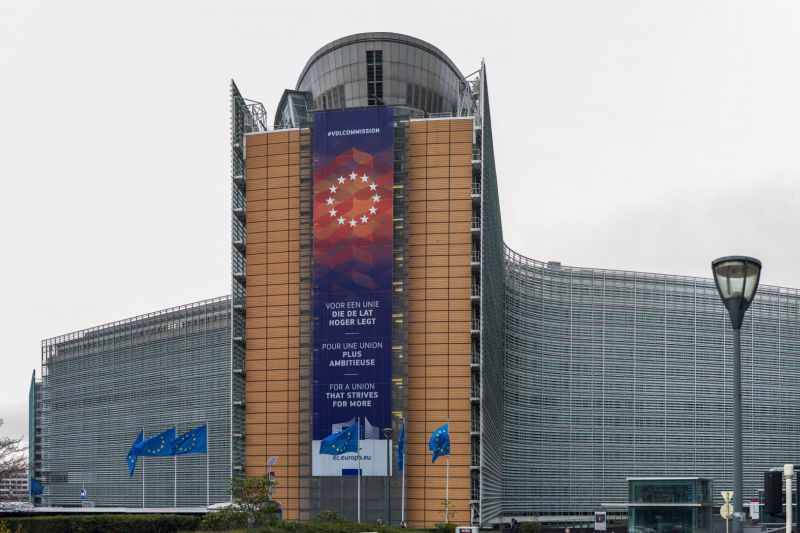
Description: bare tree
0,418,27,483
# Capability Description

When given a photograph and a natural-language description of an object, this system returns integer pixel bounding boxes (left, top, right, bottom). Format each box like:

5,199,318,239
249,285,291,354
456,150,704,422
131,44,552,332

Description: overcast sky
1,0,798,441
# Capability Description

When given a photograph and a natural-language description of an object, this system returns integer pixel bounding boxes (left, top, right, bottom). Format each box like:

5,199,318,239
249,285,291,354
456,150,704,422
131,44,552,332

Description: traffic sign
721,491,733,503
721,503,733,519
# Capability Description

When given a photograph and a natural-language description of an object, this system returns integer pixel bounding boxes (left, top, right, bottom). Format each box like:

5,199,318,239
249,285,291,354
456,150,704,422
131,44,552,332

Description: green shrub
245,520,427,533
0,521,19,533
0,514,200,533
434,522,456,533
315,509,346,522
198,507,248,531
520,520,541,533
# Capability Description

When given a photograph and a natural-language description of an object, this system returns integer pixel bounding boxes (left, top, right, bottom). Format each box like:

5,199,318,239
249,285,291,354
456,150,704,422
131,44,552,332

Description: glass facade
628,478,713,533
276,33,468,123
503,251,800,518
230,80,268,477
28,370,42,505
478,67,505,524
40,297,232,507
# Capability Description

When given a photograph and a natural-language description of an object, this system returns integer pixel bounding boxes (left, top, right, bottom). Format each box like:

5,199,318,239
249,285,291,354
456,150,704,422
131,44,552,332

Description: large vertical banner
312,108,394,476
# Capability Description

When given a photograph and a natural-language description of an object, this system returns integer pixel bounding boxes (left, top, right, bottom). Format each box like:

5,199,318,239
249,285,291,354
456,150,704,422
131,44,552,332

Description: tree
0,418,26,487
229,474,279,529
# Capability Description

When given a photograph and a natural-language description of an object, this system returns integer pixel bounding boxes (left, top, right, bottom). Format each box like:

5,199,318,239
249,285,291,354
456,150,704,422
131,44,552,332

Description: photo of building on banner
311,108,394,477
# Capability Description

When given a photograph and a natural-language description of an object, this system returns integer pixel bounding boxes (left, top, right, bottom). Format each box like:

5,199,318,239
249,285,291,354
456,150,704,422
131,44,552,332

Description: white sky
1,0,798,441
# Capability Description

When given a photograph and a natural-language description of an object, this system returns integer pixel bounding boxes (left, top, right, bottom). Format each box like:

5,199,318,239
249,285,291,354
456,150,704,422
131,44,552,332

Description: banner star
349,171,358,181
326,197,334,205
329,209,337,217
349,219,357,227
360,215,369,224
329,185,337,194
361,175,369,183
369,183,378,191
372,194,381,203
369,206,377,215
337,216,345,225
337,176,345,184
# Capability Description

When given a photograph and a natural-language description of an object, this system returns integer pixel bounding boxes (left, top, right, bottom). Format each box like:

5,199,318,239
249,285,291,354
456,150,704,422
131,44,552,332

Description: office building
230,32,800,529
28,370,41,505
38,297,233,508
504,252,800,521
0,471,28,502
231,33,497,527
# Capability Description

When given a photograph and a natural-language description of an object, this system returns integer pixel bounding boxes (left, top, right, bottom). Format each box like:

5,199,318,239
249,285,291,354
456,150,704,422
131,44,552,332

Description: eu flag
173,423,208,455
30,477,44,496
320,420,359,455
140,427,176,457
429,423,450,463
397,422,406,472
127,430,143,478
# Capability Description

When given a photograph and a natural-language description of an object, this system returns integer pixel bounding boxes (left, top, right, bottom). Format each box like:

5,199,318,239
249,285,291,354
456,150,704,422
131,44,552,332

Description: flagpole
445,418,450,524
445,454,450,523
206,420,210,507
357,417,361,524
401,419,406,527
142,426,145,509
174,424,177,509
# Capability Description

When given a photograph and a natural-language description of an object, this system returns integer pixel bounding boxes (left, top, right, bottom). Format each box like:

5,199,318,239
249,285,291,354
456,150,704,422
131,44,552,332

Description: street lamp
712,256,762,533
383,427,394,525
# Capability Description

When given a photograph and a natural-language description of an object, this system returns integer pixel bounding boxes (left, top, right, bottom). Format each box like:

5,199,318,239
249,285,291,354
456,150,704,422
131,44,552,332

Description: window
366,50,383,105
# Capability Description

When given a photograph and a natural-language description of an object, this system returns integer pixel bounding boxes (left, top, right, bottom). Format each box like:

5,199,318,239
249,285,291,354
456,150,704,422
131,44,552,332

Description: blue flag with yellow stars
429,423,450,463
320,420,359,456
140,427,176,457
173,423,208,455
127,430,144,478
397,421,406,472
30,477,44,496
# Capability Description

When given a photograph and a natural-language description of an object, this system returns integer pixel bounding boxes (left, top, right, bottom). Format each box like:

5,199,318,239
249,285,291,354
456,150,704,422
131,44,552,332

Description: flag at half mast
127,430,144,478
320,420,359,456
173,423,208,455
429,423,450,463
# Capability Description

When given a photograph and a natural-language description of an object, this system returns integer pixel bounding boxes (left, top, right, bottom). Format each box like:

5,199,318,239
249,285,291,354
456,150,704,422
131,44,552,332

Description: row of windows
501,248,800,513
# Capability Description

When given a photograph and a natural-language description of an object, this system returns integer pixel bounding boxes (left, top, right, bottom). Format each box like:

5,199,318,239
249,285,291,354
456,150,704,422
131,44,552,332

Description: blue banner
311,108,394,476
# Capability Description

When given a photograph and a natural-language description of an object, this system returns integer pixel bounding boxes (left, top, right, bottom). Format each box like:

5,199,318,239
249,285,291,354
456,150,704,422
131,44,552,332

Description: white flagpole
445,419,450,524
206,421,210,507
174,424,177,508
445,454,450,523
401,419,406,527
141,426,145,509
357,417,361,524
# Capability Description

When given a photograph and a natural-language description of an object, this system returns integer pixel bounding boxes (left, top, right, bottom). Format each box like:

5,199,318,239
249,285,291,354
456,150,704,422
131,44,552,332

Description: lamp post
712,256,762,533
383,427,394,525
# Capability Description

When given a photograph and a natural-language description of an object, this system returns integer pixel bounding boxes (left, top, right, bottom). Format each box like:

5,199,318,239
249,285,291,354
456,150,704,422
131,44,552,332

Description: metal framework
40,296,232,507
230,81,269,476
502,249,800,519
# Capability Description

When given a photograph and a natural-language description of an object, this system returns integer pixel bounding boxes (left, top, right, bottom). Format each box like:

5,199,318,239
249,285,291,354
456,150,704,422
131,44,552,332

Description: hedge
0,514,430,533
194,518,427,533
0,513,201,533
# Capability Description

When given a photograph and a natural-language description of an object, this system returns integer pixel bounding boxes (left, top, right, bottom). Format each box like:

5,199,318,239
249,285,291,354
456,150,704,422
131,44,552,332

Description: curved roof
296,32,465,88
